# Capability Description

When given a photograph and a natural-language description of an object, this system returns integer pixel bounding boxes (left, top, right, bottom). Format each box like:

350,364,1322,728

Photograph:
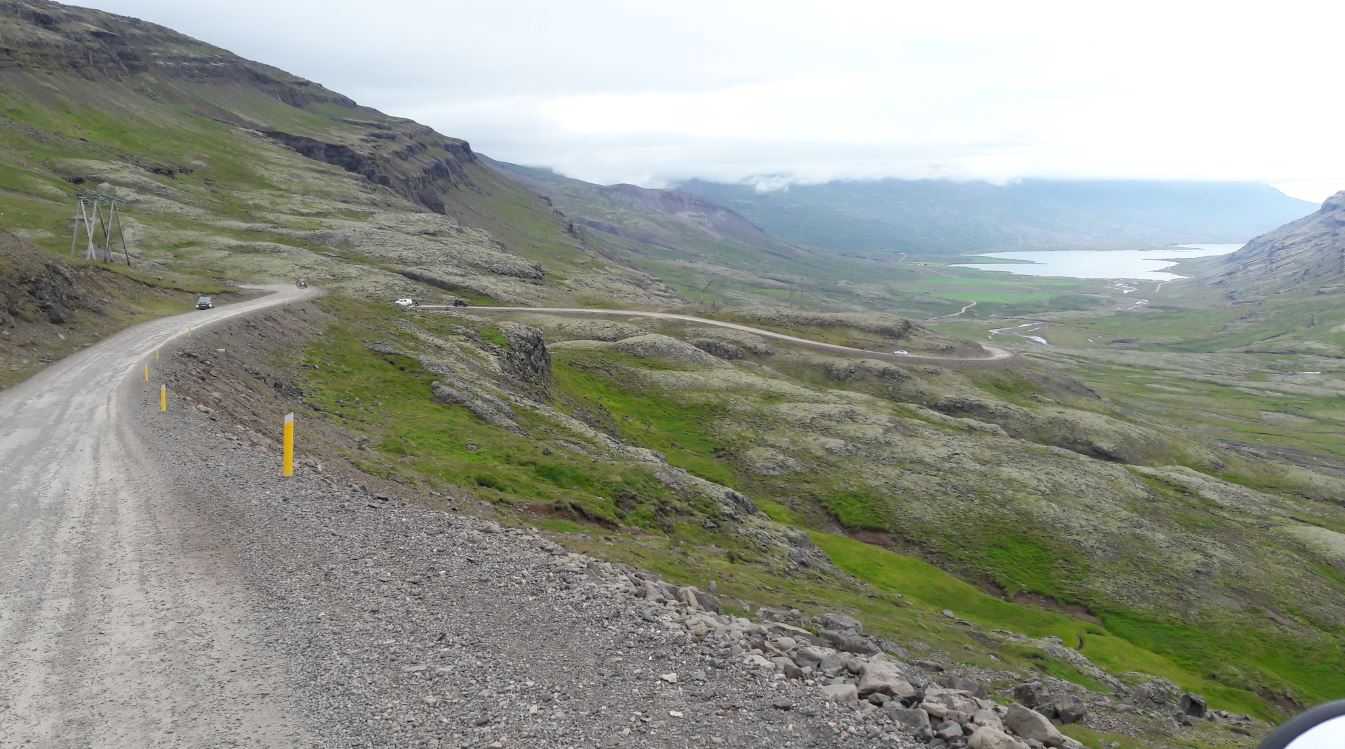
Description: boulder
972,708,1003,729
791,646,830,669
638,580,675,602
883,705,931,732
765,621,813,639
817,613,864,633
1178,692,1208,719
858,660,916,699
1130,679,1177,708
936,721,964,740
819,652,850,676
969,726,1031,749
675,586,722,613
921,688,981,719
1054,698,1087,724
1004,704,1065,747
940,674,985,696
821,628,881,655
743,653,774,669
821,683,858,703
1012,682,1050,709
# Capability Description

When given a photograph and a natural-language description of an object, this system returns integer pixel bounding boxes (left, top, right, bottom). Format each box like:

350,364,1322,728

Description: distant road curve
415,305,1015,365
927,300,977,321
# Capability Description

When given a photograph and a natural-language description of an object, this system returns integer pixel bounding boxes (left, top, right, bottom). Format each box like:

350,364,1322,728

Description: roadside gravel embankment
132,372,924,747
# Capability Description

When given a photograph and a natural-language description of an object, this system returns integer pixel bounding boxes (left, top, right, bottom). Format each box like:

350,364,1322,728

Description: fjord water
954,243,1241,280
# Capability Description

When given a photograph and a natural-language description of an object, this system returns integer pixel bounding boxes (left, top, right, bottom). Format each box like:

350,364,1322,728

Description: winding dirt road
417,306,1014,364
0,284,316,747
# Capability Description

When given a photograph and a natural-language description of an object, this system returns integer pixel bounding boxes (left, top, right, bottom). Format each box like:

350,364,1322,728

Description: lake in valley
952,244,1242,280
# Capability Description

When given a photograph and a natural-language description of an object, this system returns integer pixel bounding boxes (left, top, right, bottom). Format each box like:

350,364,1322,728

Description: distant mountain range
487,159,842,304
1203,191,1345,297
674,178,1316,255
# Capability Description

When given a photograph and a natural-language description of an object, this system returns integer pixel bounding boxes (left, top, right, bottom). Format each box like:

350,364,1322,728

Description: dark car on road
196,296,214,310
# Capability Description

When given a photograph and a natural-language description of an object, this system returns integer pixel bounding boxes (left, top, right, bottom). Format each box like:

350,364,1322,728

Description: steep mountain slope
1203,191,1345,298
0,0,675,305
677,178,1314,254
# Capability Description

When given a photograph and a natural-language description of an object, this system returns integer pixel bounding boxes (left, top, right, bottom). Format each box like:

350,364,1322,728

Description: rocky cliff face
1205,191,1345,297
0,235,79,328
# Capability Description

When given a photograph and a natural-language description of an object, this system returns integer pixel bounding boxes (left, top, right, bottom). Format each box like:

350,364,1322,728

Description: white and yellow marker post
282,412,294,477
160,384,167,412
144,364,149,382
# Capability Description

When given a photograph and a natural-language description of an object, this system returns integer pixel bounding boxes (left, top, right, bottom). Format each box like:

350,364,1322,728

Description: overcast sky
84,0,1345,201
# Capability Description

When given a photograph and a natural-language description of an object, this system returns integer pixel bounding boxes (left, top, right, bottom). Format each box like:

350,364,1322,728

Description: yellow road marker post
155,349,160,361
282,412,294,477
160,384,167,412
187,327,192,337
144,364,149,382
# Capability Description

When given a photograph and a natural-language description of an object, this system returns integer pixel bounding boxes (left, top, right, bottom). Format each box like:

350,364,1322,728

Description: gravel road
0,285,316,747
413,307,1014,365
0,287,917,747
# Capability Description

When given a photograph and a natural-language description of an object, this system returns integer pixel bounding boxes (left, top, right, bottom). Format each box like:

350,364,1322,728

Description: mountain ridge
674,177,1315,254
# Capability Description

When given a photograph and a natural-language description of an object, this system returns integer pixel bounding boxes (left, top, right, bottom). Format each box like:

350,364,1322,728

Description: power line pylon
69,193,131,265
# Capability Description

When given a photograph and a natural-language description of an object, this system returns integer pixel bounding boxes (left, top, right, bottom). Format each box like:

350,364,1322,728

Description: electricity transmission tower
70,193,131,265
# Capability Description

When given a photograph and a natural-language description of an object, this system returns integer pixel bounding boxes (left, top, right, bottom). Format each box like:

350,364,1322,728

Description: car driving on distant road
196,296,214,310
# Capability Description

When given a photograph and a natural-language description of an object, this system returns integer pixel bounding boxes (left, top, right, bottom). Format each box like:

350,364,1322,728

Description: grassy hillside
0,0,677,308
676,178,1315,254
270,294,1345,748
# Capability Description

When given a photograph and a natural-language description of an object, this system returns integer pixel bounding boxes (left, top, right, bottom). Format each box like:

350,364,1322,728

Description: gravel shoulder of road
133,351,922,747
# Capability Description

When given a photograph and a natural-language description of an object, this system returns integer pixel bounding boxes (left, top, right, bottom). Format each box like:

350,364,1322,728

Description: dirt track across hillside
415,306,1015,366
